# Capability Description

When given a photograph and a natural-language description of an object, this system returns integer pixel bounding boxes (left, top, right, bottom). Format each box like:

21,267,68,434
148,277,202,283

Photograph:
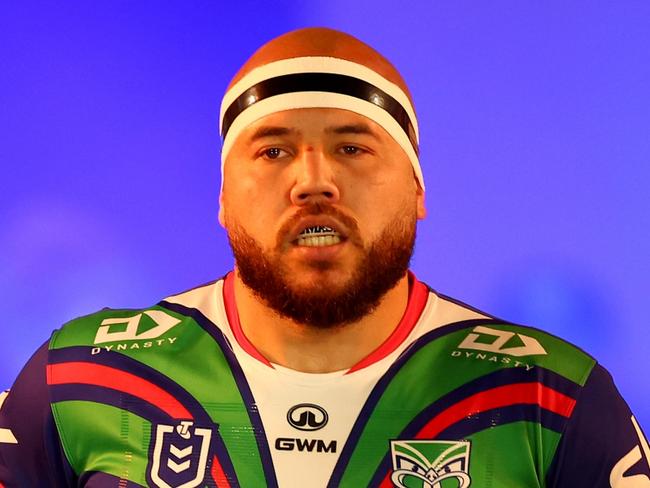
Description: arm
546,363,650,487
0,341,75,487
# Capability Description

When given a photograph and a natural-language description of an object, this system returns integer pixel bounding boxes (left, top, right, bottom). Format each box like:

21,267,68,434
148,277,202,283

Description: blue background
1,2,648,430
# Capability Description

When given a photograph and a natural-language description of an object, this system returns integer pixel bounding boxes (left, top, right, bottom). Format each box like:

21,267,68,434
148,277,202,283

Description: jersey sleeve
546,363,650,487
0,341,75,487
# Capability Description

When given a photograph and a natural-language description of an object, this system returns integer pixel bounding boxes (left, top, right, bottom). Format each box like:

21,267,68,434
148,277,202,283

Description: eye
261,147,289,160
339,145,365,156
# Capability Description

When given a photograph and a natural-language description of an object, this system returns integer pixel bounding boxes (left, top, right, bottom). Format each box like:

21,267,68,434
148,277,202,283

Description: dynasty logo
390,439,471,488
91,310,181,355
457,326,546,357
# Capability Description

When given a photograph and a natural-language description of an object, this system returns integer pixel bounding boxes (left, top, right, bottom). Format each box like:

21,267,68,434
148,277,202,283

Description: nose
289,148,340,206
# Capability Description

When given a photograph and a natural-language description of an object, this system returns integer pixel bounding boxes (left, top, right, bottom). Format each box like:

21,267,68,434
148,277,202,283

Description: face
220,108,426,327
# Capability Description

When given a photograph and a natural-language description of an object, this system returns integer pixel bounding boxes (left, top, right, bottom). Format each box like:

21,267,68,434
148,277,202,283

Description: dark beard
226,204,416,328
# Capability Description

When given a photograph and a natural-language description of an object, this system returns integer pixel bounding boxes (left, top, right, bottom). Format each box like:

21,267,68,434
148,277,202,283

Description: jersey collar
222,271,429,374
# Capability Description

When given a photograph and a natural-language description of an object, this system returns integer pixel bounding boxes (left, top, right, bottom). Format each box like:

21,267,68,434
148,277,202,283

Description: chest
52,359,563,488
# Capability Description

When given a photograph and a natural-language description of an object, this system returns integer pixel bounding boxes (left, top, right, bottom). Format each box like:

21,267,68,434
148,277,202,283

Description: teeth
296,235,342,247
299,225,338,237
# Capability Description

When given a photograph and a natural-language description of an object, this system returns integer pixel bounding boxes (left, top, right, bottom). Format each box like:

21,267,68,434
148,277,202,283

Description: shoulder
49,277,227,355
417,284,597,388
452,319,596,384
415,288,650,484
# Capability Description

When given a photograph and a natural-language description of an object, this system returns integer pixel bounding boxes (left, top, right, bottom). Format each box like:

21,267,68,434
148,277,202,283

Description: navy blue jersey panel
81,471,146,487
546,363,650,487
0,341,75,487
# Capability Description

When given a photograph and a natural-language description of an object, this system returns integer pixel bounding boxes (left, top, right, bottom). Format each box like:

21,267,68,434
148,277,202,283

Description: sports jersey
1,272,648,487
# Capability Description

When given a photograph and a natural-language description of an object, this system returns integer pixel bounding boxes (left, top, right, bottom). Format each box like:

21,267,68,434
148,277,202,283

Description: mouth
295,225,343,247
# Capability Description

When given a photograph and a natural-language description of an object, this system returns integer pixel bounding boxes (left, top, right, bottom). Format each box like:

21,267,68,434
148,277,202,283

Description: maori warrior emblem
390,439,472,488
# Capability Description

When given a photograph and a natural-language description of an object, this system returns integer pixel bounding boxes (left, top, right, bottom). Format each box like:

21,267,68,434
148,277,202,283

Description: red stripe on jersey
379,382,576,487
46,362,192,419
223,272,273,368
348,272,429,373
416,382,576,439
379,475,393,488
211,454,233,487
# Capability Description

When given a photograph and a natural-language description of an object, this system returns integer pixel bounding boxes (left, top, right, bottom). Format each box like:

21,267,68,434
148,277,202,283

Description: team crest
390,440,472,488
148,420,213,488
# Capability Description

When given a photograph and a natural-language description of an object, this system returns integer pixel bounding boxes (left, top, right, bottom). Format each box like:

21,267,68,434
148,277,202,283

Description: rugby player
1,27,648,487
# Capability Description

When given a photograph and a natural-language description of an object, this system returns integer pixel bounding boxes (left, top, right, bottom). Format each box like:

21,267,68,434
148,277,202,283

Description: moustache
276,203,361,248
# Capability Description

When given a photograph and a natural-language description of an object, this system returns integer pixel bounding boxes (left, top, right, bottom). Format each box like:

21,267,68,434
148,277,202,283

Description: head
219,27,426,328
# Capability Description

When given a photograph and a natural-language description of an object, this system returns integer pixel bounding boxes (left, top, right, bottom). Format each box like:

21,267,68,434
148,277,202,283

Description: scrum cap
219,28,424,190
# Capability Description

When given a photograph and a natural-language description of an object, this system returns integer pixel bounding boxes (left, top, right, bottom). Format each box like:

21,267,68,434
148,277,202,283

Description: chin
228,208,416,328
289,266,354,292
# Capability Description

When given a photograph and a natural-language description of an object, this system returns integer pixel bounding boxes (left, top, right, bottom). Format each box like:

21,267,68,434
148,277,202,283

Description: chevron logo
167,445,193,473
149,421,213,488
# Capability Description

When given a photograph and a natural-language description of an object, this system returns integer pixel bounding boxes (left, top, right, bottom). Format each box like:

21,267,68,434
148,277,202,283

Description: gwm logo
94,310,181,344
148,420,213,488
390,440,471,488
276,403,337,454
458,326,547,357
287,404,329,431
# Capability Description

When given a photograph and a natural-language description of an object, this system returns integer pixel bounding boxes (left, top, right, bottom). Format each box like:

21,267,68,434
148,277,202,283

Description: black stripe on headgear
221,72,418,154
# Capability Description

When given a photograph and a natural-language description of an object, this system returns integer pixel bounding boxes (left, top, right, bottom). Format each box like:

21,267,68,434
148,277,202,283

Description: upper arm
0,341,75,487
546,363,650,487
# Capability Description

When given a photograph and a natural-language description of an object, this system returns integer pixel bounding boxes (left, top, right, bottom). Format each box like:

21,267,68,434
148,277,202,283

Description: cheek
226,162,292,202
365,186,419,229
356,169,416,206
356,157,414,191
221,185,286,236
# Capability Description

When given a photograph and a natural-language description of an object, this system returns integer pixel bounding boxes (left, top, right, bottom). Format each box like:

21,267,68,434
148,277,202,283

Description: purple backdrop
1,2,648,430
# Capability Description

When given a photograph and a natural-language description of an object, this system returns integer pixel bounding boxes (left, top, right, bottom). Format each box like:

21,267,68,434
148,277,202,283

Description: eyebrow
325,123,381,141
248,122,381,142
249,126,299,142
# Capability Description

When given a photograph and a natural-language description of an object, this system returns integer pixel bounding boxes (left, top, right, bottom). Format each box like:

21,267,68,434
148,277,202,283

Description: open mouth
295,225,342,247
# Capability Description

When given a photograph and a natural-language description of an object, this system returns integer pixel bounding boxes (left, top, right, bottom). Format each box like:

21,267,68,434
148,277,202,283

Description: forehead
238,107,392,141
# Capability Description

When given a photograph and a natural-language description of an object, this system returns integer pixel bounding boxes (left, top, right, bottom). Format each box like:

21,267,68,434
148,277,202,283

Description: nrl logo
390,440,471,488
148,420,213,488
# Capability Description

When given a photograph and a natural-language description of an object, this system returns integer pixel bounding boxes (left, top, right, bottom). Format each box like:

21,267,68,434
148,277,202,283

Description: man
0,27,648,488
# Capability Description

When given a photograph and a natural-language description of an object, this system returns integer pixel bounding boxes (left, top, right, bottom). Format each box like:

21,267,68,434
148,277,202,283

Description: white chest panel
164,278,487,487
241,360,381,487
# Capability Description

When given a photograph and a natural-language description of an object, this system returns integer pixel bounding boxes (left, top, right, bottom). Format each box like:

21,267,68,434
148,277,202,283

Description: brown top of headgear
227,27,415,107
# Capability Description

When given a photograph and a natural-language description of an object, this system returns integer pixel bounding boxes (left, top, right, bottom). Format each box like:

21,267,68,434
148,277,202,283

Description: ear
416,183,426,219
218,190,226,227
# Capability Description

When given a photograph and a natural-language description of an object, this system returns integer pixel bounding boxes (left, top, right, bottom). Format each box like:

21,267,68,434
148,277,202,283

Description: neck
232,270,411,373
